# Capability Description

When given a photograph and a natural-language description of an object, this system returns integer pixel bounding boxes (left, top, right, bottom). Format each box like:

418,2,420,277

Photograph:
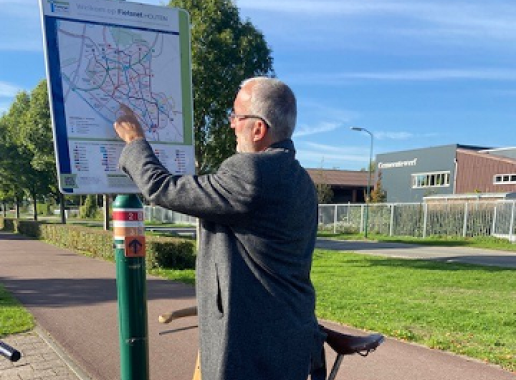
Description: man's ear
252,121,268,142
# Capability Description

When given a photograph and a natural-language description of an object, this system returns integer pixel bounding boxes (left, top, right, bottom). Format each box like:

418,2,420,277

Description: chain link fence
318,201,516,242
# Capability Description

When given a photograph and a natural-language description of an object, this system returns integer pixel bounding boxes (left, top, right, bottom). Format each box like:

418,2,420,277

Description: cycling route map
57,19,183,142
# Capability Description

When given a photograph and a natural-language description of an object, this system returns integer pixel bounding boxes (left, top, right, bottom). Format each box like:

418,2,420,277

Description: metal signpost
113,195,148,379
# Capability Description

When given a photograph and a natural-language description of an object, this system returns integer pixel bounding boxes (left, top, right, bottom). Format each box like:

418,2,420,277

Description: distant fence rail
318,200,516,242
145,201,516,242
144,206,196,225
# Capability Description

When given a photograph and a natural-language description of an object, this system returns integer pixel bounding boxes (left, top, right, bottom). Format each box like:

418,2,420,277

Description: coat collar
267,139,296,154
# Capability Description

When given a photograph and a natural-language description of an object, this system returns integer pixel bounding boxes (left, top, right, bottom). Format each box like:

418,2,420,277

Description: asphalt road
316,239,516,268
150,228,516,268
0,232,514,380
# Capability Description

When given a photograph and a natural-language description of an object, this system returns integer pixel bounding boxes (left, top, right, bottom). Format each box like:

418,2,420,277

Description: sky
1,0,516,170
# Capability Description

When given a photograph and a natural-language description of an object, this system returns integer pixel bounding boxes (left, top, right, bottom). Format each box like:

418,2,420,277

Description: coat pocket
215,263,224,318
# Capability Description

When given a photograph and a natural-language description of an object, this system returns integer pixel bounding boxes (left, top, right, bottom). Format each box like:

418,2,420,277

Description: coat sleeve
119,139,260,224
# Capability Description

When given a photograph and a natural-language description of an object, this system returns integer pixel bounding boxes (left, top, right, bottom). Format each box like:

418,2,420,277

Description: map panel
58,20,183,142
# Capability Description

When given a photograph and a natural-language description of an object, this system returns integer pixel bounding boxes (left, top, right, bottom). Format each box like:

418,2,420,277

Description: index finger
118,103,135,117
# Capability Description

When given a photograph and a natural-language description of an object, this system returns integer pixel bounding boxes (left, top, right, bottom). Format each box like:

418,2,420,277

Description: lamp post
350,127,373,238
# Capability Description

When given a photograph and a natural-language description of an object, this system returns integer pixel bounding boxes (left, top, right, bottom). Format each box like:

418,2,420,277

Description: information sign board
40,0,194,194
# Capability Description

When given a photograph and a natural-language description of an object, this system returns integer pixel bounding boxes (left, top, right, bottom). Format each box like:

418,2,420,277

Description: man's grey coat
120,138,324,380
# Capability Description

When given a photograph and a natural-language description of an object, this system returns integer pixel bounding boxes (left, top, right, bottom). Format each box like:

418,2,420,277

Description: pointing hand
114,104,146,143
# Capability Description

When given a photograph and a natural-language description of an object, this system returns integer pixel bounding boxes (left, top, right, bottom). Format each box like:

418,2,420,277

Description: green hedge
0,218,196,270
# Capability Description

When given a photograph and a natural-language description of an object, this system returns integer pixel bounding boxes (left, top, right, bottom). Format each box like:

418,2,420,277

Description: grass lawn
0,285,34,337
311,250,516,372
149,247,516,372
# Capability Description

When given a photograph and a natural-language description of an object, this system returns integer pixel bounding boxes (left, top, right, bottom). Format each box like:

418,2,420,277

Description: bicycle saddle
320,326,384,356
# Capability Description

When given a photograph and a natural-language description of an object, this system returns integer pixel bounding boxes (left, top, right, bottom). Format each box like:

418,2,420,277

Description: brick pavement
0,328,87,380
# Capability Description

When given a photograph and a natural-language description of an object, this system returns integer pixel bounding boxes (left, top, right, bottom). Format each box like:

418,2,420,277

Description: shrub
36,202,53,216
0,219,196,270
79,195,100,219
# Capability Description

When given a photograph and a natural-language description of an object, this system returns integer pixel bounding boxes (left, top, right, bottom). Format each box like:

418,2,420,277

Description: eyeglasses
229,111,270,129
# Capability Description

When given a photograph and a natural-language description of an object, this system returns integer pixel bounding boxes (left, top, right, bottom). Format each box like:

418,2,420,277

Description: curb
34,326,93,380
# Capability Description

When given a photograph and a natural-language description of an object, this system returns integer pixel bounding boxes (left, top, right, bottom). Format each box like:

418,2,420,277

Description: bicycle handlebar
0,340,22,362
159,306,198,324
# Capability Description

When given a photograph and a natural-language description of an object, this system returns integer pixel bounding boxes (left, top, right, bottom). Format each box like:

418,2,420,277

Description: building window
412,171,450,188
493,173,516,185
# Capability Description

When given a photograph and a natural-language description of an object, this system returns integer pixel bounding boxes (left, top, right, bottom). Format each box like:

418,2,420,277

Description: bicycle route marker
40,0,194,194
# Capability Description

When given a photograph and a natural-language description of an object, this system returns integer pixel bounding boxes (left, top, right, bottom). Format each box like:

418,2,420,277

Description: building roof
306,168,369,187
457,148,516,165
376,143,493,157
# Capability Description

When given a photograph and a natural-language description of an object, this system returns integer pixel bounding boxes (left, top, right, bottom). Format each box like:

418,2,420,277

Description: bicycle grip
159,306,198,324
0,340,22,362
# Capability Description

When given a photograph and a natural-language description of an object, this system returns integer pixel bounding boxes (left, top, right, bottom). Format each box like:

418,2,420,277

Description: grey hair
242,77,297,141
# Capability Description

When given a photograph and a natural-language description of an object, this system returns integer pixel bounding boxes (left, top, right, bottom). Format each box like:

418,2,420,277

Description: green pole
113,194,149,380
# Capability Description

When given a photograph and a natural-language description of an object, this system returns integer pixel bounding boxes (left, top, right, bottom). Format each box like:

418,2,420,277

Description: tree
0,92,33,218
22,81,58,219
80,195,99,219
169,0,274,172
316,183,334,204
22,80,56,185
0,88,55,220
0,121,20,217
311,168,334,204
370,170,387,203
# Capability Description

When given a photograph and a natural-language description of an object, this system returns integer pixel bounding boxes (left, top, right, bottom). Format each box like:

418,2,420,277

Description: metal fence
318,200,516,242
145,201,516,242
143,206,197,225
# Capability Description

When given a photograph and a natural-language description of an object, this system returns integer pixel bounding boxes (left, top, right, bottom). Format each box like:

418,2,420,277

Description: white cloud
295,142,370,170
237,0,516,30
374,132,413,140
238,1,516,53
0,81,22,97
303,142,365,155
373,131,440,141
288,69,516,86
343,69,516,81
292,101,358,137
238,0,393,14
0,1,42,51
294,121,341,137
298,100,358,120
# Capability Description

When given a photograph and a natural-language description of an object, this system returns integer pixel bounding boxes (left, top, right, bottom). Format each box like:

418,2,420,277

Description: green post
113,194,149,380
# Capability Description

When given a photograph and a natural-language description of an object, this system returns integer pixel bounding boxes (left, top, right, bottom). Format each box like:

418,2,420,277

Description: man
114,77,325,380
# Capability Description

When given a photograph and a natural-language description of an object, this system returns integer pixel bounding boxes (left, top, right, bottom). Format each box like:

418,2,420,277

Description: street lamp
350,127,374,238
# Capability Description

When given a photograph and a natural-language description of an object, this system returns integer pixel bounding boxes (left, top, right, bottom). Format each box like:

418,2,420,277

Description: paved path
0,231,514,380
316,239,516,268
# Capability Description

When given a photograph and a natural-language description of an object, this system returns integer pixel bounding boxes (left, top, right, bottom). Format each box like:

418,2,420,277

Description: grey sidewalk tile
0,331,84,380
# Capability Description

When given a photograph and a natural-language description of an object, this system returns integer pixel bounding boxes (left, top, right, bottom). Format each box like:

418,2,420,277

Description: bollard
113,194,149,380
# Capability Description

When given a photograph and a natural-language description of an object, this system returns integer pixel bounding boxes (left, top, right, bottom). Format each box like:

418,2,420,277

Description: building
306,168,369,203
376,144,516,203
